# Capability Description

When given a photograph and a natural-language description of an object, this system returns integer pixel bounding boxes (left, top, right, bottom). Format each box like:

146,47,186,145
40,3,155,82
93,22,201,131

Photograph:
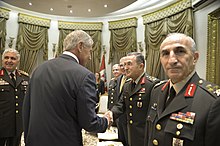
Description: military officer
106,52,159,146
145,33,220,146
0,48,29,146
107,64,121,110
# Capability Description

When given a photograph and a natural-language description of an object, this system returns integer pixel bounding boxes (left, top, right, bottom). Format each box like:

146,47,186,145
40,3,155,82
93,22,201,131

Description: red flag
100,54,107,91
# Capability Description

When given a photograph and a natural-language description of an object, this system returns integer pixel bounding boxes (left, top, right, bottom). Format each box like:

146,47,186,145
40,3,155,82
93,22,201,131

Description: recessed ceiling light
104,4,107,8
88,9,91,12
70,10,73,13
29,2,32,6
50,8,54,11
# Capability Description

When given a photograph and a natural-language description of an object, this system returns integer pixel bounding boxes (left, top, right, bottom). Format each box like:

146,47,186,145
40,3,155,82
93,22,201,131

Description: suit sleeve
205,97,220,146
111,91,125,120
77,73,108,133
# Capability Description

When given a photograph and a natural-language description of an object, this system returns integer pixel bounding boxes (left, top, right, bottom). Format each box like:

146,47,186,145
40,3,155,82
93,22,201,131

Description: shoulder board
125,78,132,83
154,80,167,89
18,70,29,77
198,79,220,98
146,75,160,83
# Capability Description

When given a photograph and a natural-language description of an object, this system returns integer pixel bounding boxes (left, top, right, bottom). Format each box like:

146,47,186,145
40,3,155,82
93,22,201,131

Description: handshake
103,110,114,128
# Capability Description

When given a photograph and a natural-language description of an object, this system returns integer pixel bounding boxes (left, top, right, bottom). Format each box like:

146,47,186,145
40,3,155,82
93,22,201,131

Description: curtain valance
58,21,103,31
109,17,137,30
143,0,192,24
0,7,10,19
18,13,50,28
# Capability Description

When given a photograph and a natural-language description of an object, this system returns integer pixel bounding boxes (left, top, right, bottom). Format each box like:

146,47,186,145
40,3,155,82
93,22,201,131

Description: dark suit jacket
107,78,118,110
23,54,108,146
111,74,159,146
97,79,105,95
145,73,220,146
0,68,29,137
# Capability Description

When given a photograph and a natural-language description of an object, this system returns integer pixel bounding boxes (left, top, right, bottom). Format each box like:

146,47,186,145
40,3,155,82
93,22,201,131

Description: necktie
165,86,176,108
10,73,16,86
131,81,136,91
119,76,126,92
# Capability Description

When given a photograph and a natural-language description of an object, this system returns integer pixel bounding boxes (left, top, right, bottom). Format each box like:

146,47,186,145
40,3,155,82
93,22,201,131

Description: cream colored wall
2,0,220,82
194,0,220,79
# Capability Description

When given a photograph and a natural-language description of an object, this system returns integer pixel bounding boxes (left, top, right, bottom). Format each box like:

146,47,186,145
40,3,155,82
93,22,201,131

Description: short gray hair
63,30,93,51
166,33,197,52
2,48,20,60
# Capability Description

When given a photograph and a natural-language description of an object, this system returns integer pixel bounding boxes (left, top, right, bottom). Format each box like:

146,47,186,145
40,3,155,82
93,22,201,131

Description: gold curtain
206,8,220,85
0,17,7,52
16,14,50,74
57,29,102,73
109,27,137,65
108,18,137,65
0,7,10,57
143,0,193,79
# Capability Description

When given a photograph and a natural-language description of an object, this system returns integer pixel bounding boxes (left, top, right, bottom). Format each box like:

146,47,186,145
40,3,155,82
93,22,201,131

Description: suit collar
63,51,79,63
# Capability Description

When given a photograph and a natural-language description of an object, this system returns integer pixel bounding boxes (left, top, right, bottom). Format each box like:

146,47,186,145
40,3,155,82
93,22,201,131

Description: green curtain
16,23,49,74
206,8,220,85
145,8,193,80
0,17,7,52
57,29,102,73
109,27,137,65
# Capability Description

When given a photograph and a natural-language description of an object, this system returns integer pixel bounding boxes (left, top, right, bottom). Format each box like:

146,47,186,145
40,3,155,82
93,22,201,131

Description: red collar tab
184,83,197,97
140,76,146,85
162,80,170,91
0,69,4,76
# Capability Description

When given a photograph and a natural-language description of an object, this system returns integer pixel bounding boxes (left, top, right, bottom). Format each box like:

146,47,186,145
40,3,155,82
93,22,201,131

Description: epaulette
146,75,160,83
125,78,132,83
18,70,29,77
198,79,220,98
154,80,167,89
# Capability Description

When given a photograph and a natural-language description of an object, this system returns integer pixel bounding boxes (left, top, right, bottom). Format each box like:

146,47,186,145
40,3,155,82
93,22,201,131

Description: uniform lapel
129,75,146,96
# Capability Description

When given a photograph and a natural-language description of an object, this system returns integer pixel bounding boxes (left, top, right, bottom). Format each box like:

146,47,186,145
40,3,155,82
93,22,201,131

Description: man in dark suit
145,33,220,146
23,30,110,146
105,52,159,146
0,48,29,146
107,63,121,110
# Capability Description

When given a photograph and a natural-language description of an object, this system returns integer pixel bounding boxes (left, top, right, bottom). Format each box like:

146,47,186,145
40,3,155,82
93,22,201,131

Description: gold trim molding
0,7,10,19
109,17,137,29
143,0,192,24
18,13,51,27
58,21,103,30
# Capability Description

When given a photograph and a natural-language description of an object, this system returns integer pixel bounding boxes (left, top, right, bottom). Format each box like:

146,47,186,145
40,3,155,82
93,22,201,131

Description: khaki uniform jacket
145,73,220,146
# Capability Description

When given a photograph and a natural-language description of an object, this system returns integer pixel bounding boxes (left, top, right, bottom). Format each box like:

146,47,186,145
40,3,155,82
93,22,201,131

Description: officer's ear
193,51,199,64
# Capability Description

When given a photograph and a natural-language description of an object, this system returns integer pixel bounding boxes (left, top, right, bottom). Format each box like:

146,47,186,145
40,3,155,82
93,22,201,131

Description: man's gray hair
166,33,197,52
2,48,20,60
63,30,93,51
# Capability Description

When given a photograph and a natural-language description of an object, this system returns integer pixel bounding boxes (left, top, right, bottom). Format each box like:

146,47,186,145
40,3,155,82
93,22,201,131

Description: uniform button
111,93,114,95
111,97,114,99
15,89,18,92
16,96,18,99
152,139,158,145
130,98,132,101
176,131,181,136
16,110,19,114
199,80,203,84
129,105,132,109
129,113,132,116
112,89,115,91
111,101,113,103
1,89,4,91
16,103,19,106
129,120,133,124
156,124,161,131
177,123,183,130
